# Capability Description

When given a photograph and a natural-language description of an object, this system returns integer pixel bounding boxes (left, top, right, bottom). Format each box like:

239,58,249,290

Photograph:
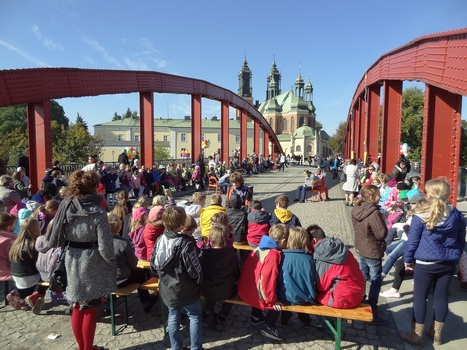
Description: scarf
48,194,102,248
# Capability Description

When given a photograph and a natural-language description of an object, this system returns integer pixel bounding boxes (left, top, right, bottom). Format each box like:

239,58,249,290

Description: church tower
266,59,281,100
238,56,253,105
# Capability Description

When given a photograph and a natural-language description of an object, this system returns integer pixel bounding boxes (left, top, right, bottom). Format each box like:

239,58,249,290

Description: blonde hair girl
287,227,310,251
412,179,450,230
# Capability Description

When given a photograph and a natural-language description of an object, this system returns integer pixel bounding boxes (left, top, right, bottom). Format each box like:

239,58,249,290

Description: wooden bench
232,242,255,251
137,260,150,269
222,295,373,350
110,282,140,336
140,276,167,334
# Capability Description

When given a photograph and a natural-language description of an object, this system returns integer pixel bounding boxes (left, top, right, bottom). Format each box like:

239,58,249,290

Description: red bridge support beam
191,95,202,164
359,96,367,163
253,122,260,155
366,85,381,165
381,80,402,174
139,92,154,168
27,101,52,193
263,132,269,159
240,109,247,162
221,100,230,166
422,85,462,205
349,111,355,159
354,101,362,160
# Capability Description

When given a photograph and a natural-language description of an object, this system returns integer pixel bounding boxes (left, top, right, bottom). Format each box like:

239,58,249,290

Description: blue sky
1,0,466,135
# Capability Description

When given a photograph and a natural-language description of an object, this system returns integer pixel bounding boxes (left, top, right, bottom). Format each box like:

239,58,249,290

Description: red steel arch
344,28,467,204
0,68,283,191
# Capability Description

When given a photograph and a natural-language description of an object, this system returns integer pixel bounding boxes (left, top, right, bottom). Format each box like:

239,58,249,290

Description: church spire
266,58,281,100
238,54,252,98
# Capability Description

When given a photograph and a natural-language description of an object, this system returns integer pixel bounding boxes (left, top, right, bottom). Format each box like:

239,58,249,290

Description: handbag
49,243,68,293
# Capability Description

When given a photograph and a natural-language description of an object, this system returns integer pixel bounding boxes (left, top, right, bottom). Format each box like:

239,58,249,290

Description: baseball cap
132,207,148,221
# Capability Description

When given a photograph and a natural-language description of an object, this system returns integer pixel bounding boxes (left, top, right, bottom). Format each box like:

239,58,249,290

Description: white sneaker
379,290,400,298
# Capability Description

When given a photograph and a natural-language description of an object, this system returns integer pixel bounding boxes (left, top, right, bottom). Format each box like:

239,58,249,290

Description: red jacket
313,237,365,309
238,235,281,310
144,223,164,259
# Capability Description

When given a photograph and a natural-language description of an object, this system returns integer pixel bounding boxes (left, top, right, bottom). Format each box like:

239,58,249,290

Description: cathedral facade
238,58,329,158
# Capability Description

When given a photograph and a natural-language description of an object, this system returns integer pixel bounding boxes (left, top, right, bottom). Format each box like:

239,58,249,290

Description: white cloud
31,24,63,51
0,39,50,67
82,36,124,68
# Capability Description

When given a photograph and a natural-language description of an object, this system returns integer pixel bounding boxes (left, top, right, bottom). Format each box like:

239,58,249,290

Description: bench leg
110,294,129,336
321,316,342,350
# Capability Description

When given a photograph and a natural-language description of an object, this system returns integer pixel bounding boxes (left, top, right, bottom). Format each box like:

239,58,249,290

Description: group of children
146,184,366,349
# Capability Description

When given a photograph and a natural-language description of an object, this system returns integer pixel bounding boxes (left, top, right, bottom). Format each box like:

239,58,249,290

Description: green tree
315,120,323,132
112,112,121,121
327,121,346,154
75,113,88,132
54,122,103,163
154,145,170,160
460,120,467,166
401,87,424,161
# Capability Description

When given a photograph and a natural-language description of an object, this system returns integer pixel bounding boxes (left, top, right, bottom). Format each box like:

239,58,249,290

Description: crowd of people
0,149,466,350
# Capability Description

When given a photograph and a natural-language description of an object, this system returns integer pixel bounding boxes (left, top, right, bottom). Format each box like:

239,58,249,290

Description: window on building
202,133,205,141
163,135,168,142
181,133,187,142
117,134,123,141
134,134,139,142
291,117,295,131
283,119,288,131
235,134,240,143
296,145,301,152
217,133,221,142
307,145,312,152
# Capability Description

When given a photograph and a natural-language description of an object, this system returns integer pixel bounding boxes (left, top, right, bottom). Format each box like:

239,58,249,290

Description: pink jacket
129,225,147,260
0,230,16,280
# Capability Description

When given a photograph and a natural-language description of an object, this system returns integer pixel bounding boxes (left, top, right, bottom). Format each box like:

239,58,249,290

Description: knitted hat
396,182,409,191
149,205,165,222
132,207,148,221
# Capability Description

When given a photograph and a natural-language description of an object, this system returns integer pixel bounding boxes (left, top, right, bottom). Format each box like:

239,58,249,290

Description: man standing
117,149,129,166
17,147,29,177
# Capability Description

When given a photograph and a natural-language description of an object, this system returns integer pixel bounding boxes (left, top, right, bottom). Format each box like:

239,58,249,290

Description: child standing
199,224,239,328
247,200,270,248
152,207,203,350
269,194,301,228
351,185,388,325
143,204,165,259
238,223,289,341
277,227,316,328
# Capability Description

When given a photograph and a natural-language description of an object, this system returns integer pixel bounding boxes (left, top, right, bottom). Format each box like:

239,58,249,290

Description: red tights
71,304,97,350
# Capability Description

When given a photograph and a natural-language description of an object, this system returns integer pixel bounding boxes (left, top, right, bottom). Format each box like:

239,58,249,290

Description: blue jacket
277,249,316,305
404,205,466,264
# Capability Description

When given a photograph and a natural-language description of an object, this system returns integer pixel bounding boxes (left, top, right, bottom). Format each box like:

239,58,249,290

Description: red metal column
253,121,260,155
360,95,368,164
354,102,361,160
27,101,52,193
367,84,381,164
240,109,247,161
422,85,462,205
221,100,230,166
139,92,154,167
191,94,202,164
349,111,355,159
381,80,402,174
263,132,269,159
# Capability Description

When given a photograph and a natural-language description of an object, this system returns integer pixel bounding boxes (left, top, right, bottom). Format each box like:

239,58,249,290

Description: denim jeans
167,300,202,350
296,185,312,201
382,240,407,275
359,256,382,312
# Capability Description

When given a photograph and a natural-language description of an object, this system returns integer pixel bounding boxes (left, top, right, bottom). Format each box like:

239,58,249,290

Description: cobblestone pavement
1,165,465,350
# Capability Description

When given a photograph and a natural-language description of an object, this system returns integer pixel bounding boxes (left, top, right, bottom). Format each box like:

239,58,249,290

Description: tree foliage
75,113,88,132
54,122,103,163
401,87,424,161
154,145,170,160
327,121,346,154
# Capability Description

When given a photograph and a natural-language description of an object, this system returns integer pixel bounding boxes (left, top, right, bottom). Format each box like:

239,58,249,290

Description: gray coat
49,197,117,302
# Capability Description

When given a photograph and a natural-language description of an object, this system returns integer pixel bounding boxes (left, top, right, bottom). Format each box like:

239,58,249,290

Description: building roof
319,129,331,141
293,125,315,139
257,89,315,115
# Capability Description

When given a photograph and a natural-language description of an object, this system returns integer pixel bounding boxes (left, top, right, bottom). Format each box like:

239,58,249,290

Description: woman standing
401,179,465,348
342,159,359,206
48,170,116,350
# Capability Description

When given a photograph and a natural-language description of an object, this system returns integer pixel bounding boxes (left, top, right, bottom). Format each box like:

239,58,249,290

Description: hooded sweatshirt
226,194,247,243
199,204,226,237
351,202,387,259
270,208,301,228
238,235,281,310
313,237,365,308
152,230,202,307
247,209,270,246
